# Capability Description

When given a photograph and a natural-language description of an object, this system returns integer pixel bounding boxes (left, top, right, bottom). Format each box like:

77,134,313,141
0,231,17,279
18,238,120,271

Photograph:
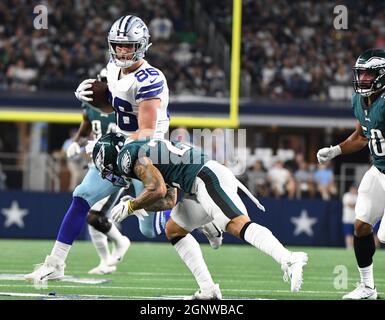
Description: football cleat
282,252,308,292
24,255,65,281
191,283,222,300
200,223,223,250
342,283,377,300
108,236,131,267
88,262,117,275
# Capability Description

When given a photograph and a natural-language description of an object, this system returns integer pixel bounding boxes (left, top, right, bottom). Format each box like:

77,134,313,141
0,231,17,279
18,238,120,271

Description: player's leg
25,166,120,281
342,167,385,300
87,189,130,274
165,203,221,300
195,161,308,292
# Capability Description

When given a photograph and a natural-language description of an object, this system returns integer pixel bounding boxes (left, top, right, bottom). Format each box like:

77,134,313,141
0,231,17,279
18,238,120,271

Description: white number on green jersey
148,139,191,156
369,129,385,157
91,120,116,139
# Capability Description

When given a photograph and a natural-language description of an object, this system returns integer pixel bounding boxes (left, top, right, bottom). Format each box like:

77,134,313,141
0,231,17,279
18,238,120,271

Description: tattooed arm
144,186,177,211
130,157,169,211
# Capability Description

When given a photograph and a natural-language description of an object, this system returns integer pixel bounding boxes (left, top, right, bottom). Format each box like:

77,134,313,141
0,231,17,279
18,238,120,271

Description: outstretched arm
317,121,368,164
339,121,369,154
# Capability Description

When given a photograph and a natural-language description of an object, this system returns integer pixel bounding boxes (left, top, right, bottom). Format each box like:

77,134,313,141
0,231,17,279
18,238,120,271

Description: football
89,80,113,112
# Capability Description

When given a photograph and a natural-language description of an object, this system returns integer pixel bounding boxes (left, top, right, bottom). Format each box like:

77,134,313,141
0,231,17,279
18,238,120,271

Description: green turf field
0,239,383,300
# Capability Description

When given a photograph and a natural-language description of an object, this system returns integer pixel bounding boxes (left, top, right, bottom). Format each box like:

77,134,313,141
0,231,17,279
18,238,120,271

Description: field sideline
0,239,384,300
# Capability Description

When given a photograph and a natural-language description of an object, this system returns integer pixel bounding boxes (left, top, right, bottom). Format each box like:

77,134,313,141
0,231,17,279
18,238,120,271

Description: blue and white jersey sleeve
134,66,169,105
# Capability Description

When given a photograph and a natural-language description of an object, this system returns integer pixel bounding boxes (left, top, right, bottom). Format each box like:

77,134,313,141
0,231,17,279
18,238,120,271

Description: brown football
90,80,113,113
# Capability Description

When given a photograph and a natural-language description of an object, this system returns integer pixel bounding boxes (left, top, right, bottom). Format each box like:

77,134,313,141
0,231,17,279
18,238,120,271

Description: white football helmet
108,15,151,68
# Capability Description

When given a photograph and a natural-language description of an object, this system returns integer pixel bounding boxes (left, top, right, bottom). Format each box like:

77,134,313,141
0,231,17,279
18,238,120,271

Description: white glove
74,79,95,102
111,196,149,223
85,140,97,155
316,145,342,164
66,141,81,158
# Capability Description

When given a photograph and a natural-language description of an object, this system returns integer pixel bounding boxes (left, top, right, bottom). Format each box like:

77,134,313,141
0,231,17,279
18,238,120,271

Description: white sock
173,233,215,290
106,223,124,244
50,241,71,264
88,225,110,264
358,263,375,289
244,223,291,265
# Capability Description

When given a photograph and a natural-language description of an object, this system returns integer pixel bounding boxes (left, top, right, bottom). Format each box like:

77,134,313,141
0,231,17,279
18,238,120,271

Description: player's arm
129,99,160,140
338,121,369,154
130,156,169,210
317,121,368,164
73,113,92,142
66,113,92,158
144,186,177,212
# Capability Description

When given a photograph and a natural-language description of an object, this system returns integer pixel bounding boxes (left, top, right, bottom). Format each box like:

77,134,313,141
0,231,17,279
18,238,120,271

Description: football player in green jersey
92,134,308,299
317,49,385,300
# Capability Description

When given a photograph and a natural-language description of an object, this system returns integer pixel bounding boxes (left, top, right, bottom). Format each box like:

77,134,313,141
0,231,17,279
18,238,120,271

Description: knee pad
87,211,112,234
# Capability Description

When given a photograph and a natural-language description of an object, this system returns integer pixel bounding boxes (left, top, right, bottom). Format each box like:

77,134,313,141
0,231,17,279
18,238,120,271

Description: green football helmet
353,48,385,97
93,132,128,186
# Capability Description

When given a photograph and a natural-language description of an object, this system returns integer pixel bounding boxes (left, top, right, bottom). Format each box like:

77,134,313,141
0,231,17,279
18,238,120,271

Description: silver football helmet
108,15,151,68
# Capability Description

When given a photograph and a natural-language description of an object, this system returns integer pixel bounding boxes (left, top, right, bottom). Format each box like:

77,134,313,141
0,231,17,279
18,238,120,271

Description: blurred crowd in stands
232,151,338,201
196,0,385,101
0,0,226,97
2,0,384,100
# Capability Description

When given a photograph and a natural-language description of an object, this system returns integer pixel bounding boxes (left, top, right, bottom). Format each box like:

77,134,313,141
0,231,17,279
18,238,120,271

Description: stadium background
0,0,385,300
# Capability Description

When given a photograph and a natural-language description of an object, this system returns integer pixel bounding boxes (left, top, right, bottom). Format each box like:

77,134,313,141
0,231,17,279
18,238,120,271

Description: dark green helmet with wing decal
353,48,385,97
92,132,128,186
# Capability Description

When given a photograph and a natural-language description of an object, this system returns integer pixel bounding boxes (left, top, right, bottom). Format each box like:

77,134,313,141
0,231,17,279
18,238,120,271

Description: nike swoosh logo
149,78,157,83
41,271,54,280
212,223,222,237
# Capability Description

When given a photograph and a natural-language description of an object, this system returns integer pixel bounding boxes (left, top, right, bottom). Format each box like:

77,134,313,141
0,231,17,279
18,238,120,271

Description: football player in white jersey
25,15,221,282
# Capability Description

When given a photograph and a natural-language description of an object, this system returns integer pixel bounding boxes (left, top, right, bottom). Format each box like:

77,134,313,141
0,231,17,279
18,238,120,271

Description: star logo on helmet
121,152,132,174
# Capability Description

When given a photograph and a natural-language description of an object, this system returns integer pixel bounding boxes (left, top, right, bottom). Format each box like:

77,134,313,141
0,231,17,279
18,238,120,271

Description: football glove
66,141,81,158
316,145,341,164
111,196,149,223
74,79,95,102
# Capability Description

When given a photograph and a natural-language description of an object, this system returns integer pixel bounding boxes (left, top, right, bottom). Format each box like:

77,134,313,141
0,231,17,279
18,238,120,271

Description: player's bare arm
130,156,167,210
129,98,160,140
73,113,92,142
144,186,177,212
339,120,369,154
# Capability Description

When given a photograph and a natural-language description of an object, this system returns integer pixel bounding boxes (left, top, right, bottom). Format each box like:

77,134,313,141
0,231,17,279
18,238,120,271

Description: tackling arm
130,156,168,210
144,186,177,211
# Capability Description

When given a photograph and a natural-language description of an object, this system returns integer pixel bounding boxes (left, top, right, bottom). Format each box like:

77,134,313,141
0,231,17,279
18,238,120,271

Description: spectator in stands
0,163,6,190
247,160,269,197
149,9,174,41
267,159,296,199
294,161,315,199
314,163,337,200
342,183,358,249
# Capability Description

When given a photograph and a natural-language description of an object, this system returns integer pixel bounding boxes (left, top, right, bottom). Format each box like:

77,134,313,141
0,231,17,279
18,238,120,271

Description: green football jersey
352,92,385,171
82,102,116,139
117,139,209,193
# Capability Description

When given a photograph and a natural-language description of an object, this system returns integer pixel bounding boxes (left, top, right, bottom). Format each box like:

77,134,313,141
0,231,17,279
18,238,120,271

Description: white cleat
342,283,377,300
192,283,222,300
200,223,223,250
108,236,131,267
88,262,117,275
24,255,65,281
282,252,308,292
